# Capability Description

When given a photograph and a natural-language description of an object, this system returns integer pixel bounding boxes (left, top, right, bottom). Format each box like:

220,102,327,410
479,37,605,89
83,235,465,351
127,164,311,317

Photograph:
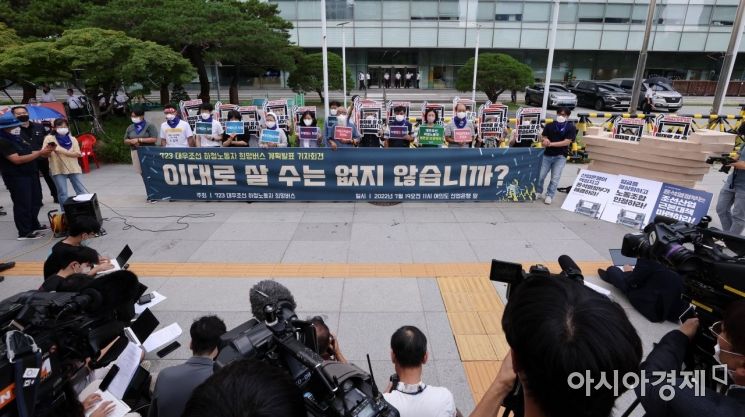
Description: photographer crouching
471,276,643,417
639,300,745,417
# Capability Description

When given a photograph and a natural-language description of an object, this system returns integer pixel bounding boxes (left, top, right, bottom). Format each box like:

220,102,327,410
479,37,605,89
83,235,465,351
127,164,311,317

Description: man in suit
149,315,226,417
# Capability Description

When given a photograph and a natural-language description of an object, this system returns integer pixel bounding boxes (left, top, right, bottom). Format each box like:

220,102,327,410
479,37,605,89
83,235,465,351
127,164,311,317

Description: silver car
524,84,577,109
608,78,683,112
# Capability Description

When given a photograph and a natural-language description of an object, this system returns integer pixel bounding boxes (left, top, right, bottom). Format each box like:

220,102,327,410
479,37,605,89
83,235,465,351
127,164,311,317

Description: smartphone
137,293,154,305
157,341,181,358
99,364,119,391
679,305,697,324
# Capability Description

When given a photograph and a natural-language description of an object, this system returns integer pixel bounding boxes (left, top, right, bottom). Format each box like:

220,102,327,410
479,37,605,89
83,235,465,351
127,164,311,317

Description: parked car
524,84,577,109
569,81,632,111
608,78,683,112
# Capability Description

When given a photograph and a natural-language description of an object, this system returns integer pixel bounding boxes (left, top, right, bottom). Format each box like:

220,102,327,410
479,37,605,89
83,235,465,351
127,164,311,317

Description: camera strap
393,381,427,395
5,331,42,417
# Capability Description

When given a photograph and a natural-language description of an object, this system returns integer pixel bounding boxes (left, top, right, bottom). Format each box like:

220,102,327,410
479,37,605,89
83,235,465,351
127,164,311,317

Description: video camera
488,255,587,417
0,271,145,417
705,154,737,173
622,215,745,383
216,281,398,417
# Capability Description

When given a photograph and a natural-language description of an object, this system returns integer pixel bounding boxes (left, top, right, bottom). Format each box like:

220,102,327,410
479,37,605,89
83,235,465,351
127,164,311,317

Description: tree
0,41,69,103
455,53,534,103
52,28,194,132
0,0,97,39
287,52,353,102
81,0,296,103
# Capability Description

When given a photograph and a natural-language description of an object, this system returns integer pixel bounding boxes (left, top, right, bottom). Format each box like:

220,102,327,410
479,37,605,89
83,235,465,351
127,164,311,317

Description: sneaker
34,225,50,233
17,232,43,240
535,193,542,200
544,196,553,205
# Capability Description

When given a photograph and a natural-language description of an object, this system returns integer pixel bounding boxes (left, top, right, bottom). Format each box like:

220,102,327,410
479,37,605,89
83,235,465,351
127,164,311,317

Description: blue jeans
538,155,567,198
53,173,88,212
716,185,745,235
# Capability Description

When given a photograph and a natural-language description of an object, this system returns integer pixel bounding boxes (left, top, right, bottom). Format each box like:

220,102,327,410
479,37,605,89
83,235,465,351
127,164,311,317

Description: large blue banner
138,147,543,202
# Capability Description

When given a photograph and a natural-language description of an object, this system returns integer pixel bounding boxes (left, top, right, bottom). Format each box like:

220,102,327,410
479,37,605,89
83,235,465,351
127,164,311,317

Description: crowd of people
33,230,745,417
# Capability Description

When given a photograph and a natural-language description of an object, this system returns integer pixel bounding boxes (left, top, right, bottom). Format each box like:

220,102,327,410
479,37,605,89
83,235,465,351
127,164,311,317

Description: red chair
77,133,100,173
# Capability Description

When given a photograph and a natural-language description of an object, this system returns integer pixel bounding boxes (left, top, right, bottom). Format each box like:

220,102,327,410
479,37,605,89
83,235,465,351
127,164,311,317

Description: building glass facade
268,0,745,88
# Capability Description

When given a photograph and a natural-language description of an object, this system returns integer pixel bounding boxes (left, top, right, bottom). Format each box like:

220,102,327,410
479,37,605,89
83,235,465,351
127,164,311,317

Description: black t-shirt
41,274,63,291
0,134,37,177
541,122,577,157
359,132,381,148
388,120,413,148
19,123,48,150
222,132,250,146
43,241,76,278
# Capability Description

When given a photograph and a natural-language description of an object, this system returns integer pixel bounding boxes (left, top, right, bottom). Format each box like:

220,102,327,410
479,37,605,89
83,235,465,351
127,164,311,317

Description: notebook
97,245,133,275
609,249,638,267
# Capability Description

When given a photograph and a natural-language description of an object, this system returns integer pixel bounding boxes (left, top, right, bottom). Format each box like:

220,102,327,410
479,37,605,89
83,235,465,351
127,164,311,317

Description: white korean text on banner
138,147,543,202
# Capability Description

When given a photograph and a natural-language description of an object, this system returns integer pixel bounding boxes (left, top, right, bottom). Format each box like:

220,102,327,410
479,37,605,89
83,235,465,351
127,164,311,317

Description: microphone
557,255,584,284
249,280,297,323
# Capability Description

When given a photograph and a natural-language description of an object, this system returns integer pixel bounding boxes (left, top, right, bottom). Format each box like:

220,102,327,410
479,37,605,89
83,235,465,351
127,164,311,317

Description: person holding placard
445,102,475,149
716,143,745,235
159,104,194,148
259,112,288,148
295,110,323,148
415,108,445,148
537,107,576,205
195,103,224,148
323,100,341,146
327,107,360,150
384,106,413,148
222,110,249,147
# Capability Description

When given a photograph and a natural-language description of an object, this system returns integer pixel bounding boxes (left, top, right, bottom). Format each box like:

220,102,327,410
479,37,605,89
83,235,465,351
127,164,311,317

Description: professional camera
705,154,737,174
488,255,587,417
216,280,398,417
622,215,745,383
0,271,145,417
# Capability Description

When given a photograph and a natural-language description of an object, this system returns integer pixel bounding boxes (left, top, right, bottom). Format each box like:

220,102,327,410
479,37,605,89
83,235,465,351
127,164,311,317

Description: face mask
457,112,466,119
713,343,738,381
56,128,69,135
165,114,176,120
201,113,211,120
78,264,92,274
330,108,338,116
395,114,405,122
16,115,29,123
266,121,276,128
303,119,313,126
556,116,567,123
427,116,436,123
131,117,142,124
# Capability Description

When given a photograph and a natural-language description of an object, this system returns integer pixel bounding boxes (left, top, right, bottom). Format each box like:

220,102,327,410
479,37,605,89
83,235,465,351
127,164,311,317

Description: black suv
569,81,632,111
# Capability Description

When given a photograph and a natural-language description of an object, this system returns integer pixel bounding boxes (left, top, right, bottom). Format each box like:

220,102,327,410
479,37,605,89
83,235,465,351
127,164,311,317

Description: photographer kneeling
471,276,642,417
639,300,745,417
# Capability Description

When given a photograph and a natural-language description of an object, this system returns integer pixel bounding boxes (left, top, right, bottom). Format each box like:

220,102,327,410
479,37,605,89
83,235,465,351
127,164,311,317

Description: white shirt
159,119,193,147
384,73,390,80
395,73,401,79
645,89,655,100
383,385,456,417
40,91,56,102
196,119,224,148
406,73,412,80
366,73,370,80
67,94,83,109
359,73,365,80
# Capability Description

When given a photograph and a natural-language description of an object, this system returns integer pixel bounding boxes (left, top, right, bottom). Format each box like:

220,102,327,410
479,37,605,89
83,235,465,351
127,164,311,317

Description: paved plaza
0,162,733,416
